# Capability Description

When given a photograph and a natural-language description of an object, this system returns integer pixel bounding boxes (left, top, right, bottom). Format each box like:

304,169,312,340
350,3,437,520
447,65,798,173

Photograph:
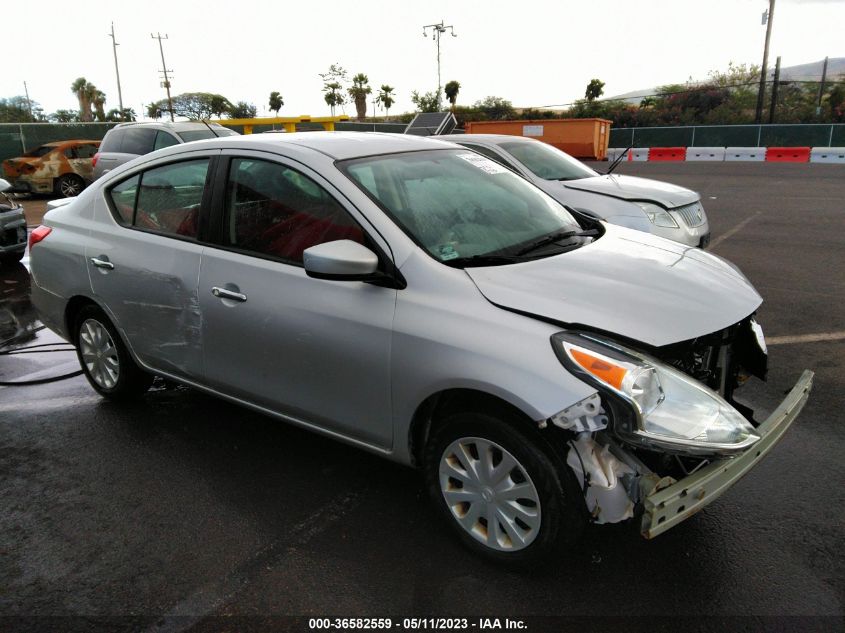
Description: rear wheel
424,411,585,568
55,174,84,198
74,305,152,399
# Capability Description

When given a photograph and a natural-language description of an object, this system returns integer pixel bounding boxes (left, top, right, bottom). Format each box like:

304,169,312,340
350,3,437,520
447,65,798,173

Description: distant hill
604,57,845,104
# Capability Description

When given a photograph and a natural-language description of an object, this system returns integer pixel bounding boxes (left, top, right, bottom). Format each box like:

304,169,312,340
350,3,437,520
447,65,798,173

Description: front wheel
424,412,585,568
0,250,25,265
74,305,153,399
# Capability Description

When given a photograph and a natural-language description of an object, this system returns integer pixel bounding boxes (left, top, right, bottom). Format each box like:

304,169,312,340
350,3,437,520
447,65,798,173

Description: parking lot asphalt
1,162,843,632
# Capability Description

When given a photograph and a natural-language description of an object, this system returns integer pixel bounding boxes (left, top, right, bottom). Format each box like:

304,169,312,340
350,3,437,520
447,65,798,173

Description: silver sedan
29,132,809,567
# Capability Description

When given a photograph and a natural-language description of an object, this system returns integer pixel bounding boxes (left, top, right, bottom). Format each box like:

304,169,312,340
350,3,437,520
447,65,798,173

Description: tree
473,96,515,120
106,108,136,122
0,96,44,123
376,85,395,120
411,90,442,113
92,90,107,122
50,109,79,123
146,102,163,120
347,73,372,121
585,79,605,102
320,64,348,116
229,101,257,119
148,92,232,120
268,91,284,116
71,77,97,122
209,95,233,119
444,80,461,111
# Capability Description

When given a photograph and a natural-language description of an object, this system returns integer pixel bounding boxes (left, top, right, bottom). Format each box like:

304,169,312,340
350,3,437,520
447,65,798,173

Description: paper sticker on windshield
456,152,509,175
438,244,459,261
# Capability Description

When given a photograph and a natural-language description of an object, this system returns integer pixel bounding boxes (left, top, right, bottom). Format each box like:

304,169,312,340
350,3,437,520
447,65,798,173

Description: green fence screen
609,124,845,148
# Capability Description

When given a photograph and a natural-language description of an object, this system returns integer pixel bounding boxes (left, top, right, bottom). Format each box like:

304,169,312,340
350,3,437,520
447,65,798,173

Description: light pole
109,22,125,120
422,21,457,103
755,0,776,124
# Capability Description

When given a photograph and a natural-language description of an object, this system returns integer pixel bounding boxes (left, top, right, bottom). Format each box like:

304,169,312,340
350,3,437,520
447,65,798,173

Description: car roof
188,131,457,160
437,134,540,146
112,121,228,131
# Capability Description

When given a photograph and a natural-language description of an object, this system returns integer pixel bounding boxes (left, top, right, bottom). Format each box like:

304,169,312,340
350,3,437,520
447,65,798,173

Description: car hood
465,225,762,347
563,174,699,208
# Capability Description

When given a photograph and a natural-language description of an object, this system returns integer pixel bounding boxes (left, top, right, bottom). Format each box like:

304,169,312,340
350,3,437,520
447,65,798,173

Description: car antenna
605,145,631,175
200,119,220,137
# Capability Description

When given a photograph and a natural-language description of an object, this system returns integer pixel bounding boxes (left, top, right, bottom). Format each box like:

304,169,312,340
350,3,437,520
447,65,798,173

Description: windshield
23,145,55,158
176,128,239,142
341,149,584,265
500,141,598,181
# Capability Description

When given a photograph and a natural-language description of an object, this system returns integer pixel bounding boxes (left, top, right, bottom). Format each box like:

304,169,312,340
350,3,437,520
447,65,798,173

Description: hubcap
79,318,120,389
439,437,541,552
60,178,81,197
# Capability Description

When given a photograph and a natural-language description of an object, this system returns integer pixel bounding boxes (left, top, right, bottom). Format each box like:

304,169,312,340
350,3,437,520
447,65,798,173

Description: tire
424,411,585,568
74,305,153,400
55,174,85,198
1,250,25,265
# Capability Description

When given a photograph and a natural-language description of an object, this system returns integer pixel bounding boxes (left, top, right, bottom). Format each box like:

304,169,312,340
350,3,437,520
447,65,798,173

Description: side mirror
0,178,11,193
303,240,379,281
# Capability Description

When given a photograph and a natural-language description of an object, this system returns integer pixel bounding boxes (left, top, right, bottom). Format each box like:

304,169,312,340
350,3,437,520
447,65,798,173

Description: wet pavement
0,163,843,632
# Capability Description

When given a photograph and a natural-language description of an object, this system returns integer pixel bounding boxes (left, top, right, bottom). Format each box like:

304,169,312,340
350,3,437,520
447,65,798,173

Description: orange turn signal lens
569,348,628,390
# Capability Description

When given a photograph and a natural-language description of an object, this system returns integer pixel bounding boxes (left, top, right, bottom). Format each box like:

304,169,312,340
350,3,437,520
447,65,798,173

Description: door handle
211,286,247,302
90,257,114,270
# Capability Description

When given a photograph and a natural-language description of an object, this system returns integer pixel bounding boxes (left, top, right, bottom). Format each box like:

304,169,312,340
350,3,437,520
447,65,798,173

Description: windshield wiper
513,229,599,256
444,254,522,268
606,146,632,175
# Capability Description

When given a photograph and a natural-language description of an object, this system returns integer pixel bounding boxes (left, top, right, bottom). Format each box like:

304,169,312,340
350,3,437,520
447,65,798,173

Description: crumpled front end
543,316,813,535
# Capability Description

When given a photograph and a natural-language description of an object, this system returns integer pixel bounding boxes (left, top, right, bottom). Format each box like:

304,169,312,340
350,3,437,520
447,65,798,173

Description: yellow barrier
211,115,350,135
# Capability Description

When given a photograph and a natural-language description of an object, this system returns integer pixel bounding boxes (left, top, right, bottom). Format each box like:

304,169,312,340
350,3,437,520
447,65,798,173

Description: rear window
99,129,122,153
121,128,158,155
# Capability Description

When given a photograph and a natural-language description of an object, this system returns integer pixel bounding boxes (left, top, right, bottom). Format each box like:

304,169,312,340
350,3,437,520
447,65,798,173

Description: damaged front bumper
641,369,814,538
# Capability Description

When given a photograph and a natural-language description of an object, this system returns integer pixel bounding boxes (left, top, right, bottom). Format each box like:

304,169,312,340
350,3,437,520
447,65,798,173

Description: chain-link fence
609,124,845,148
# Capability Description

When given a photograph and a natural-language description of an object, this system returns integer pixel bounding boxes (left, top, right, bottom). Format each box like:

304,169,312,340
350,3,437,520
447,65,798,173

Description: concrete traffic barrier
606,148,629,162
648,147,686,161
810,147,845,164
630,147,650,162
686,147,726,161
725,147,766,162
766,147,811,162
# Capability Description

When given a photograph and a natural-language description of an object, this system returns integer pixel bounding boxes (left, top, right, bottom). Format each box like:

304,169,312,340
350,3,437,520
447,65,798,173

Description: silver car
440,134,711,248
29,132,811,567
93,121,239,180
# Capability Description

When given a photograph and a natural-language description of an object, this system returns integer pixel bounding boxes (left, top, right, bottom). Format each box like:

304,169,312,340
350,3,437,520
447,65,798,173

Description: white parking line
767,331,845,346
709,212,762,249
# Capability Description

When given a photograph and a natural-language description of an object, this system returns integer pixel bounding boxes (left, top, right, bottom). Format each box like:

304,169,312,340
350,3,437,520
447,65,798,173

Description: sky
2,0,843,121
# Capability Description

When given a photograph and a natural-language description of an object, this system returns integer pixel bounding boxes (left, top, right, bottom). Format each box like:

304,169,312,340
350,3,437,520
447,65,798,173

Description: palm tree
444,80,461,111
71,77,95,122
347,73,372,121
324,82,344,116
92,90,107,122
268,91,284,117
376,85,395,120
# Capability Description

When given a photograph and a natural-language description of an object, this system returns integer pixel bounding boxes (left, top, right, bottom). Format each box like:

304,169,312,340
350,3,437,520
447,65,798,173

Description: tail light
92,152,100,169
28,225,51,250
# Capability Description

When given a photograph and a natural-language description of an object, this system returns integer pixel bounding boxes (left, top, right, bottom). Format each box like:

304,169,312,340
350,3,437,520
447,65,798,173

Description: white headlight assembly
634,201,679,228
551,332,760,456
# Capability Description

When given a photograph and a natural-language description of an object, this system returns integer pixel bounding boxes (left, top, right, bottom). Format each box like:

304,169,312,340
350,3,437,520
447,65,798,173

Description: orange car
2,140,101,197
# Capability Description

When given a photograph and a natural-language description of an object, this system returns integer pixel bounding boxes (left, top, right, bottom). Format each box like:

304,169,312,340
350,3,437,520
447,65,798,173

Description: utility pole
151,32,174,122
22,81,33,119
817,56,829,115
109,22,125,120
768,56,781,124
422,20,457,105
755,0,776,124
